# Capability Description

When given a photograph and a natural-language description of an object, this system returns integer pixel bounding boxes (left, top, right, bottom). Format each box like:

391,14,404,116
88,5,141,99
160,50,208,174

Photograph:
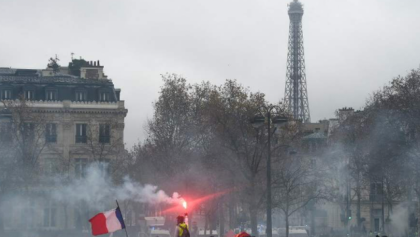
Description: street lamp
251,105,288,237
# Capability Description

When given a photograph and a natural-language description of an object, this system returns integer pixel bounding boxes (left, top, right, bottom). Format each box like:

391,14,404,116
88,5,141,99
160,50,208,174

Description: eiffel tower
284,0,311,122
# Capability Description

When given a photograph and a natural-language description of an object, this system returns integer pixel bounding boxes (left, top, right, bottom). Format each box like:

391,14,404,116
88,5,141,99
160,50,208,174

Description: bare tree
203,79,272,236
0,98,59,232
330,109,372,231
272,149,325,237
0,98,52,187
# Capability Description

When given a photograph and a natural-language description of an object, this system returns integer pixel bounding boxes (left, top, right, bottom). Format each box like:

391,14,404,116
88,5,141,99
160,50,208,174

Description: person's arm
174,226,179,237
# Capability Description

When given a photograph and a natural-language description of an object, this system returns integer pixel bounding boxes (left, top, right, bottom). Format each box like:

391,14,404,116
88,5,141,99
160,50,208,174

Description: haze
0,0,419,147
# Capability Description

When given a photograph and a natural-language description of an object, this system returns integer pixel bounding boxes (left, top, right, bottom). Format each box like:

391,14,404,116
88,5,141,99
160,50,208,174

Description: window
0,123,12,143
24,90,35,100
21,200,36,228
311,158,316,168
43,201,57,227
74,207,83,229
76,124,87,143
374,218,380,232
99,124,110,144
371,182,383,195
2,89,12,99
97,159,110,176
75,91,87,101
22,123,35,140
373,209,383,216
45,90,58,101
4,203,12,227
74,203,90,230
370,182,383,201
99,92,109,102
44,158,58,175
75,158,88,178
45,123,57,143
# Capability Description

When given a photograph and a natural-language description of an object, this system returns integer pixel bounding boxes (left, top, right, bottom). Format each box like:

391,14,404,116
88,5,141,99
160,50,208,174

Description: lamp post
251,105,288,237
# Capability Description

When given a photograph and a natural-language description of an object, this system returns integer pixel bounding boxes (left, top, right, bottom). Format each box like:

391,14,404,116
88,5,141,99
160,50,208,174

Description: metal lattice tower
284,0,311,123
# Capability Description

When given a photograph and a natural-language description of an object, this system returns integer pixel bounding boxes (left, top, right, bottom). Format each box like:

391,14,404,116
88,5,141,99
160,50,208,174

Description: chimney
115,89,121,101
338,107,354,123
98,60,100,66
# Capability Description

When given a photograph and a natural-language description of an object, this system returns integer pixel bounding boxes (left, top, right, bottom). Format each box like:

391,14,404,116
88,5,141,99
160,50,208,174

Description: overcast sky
1,0,420,147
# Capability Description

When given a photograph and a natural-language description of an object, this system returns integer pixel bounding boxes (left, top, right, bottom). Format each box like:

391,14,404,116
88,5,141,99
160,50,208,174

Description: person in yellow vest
174,216,190,237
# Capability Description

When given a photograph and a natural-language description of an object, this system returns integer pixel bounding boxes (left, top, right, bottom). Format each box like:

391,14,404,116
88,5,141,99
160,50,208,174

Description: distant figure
174,215,190,237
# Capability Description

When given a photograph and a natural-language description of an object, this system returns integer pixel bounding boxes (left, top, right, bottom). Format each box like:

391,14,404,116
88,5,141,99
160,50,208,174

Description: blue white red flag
89,207,126,236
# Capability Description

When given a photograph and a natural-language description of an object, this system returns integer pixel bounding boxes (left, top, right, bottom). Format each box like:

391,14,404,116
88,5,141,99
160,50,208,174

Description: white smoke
51,165,183,208
388,202,410,236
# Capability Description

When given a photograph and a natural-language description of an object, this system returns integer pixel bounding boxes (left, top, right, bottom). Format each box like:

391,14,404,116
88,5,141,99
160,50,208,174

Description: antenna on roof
71,52,74,60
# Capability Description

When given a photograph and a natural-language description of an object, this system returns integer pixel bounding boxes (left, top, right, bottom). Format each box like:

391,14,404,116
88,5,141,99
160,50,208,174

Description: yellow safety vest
178,223,189,237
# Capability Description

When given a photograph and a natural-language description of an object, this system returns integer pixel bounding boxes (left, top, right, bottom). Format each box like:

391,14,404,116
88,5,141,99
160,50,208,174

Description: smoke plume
51,165,184,209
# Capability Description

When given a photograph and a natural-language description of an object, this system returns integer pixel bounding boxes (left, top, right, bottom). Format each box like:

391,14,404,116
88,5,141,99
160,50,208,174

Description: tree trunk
381,177,385,234
249,181,258,237
205,214,209,236
285,194,290,237
229,193,235,229
64,203,68,229
357,183,361,230
311,209,315,236
189,211,194,233
300,209,304,226
250,206,258,237
0,208,4,234
219,200,225,237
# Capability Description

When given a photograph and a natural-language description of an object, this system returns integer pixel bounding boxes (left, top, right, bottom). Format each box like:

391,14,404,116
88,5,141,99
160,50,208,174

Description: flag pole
116,200,129,237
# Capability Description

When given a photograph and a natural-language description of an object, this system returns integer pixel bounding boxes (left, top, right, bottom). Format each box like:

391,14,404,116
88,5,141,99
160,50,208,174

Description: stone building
302,108,419,237
0,59,127,236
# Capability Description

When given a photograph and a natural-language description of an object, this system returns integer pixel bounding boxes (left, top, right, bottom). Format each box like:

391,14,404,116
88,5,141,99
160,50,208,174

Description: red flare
162,187,236,214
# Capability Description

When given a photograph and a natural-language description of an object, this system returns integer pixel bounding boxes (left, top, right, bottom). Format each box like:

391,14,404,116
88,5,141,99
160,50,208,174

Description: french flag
89,207,126,236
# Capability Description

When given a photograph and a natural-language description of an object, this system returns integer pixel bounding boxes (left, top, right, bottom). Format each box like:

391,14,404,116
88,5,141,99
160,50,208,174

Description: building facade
301,109,418,237
0,59,127,236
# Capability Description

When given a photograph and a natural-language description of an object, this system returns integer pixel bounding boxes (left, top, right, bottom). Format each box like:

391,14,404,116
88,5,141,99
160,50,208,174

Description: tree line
330,67,420,235
130,74,328,237
2,66,420,237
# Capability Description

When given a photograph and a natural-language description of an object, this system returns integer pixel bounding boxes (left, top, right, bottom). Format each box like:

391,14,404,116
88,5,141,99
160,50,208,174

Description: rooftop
303,132,327,140
0,58,112,85
0,59,121,103
0,74,112,86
